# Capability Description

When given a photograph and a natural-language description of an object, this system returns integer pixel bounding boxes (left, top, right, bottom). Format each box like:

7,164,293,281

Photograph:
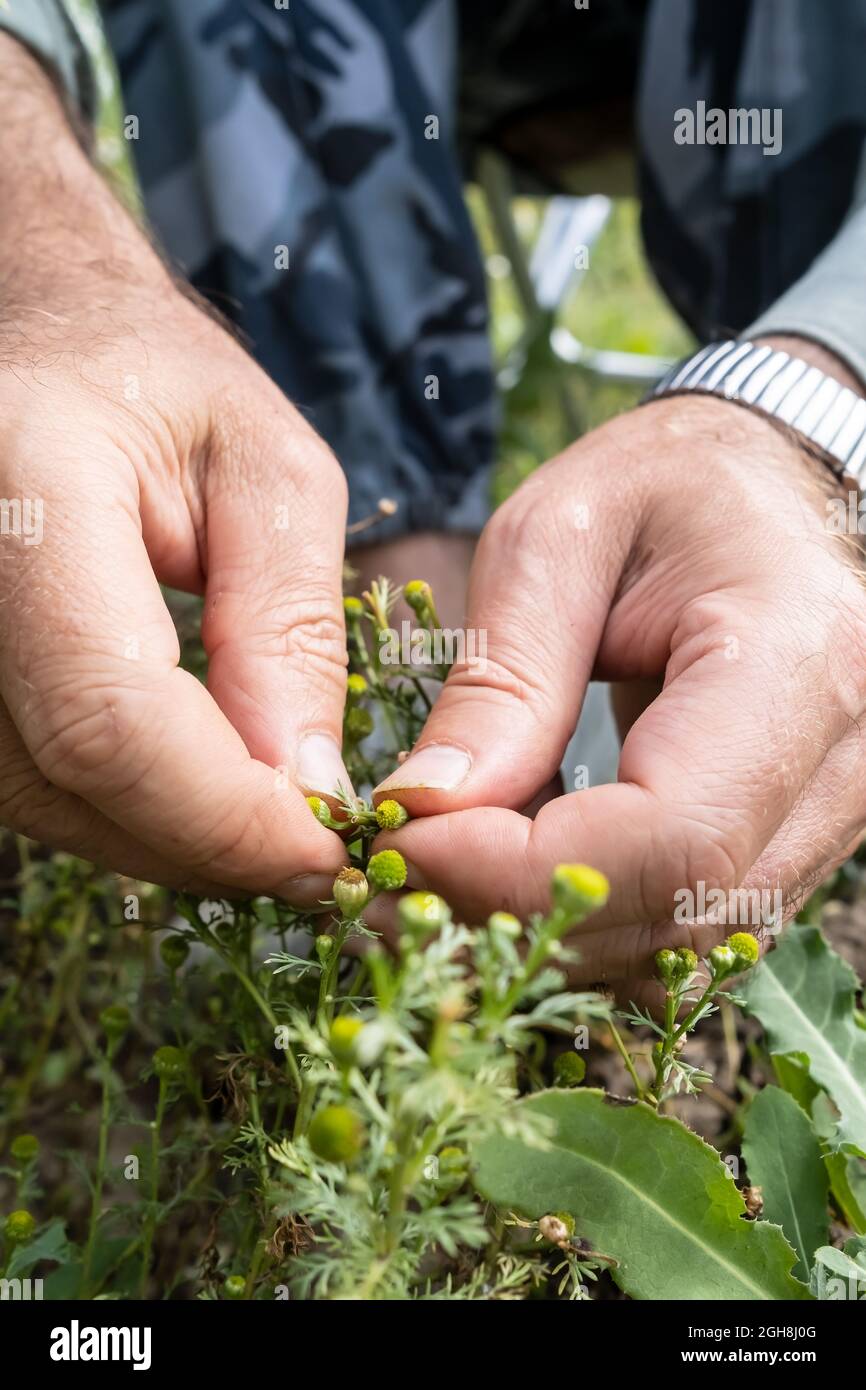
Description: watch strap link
648,340,866,489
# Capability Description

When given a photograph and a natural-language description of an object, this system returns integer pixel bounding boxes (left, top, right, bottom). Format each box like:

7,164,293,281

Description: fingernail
297,732,352,798
283,872,337,909
403,861,428,890
377,743,471,792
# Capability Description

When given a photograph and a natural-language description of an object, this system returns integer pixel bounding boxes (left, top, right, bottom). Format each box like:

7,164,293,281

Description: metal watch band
645,340,866,491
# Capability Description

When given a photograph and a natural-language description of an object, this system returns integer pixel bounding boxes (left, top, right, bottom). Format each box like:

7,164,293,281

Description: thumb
373,469,629,814
202,401,354,804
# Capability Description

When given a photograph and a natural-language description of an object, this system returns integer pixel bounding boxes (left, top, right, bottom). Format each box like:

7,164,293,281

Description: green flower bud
343,596,364,618
397,890,450,936
4,1210,36,1245
553,1052,586,1087
307,1105,366,1164
99,1005,130,1044
726,932,760,969
346,673,368,702
674,947,699,980
367,849,407,893
329,1016,364,1065
332,867,369,918
223,1274,246,1300
430,1145,467,1190
152,1045,186,1081
306,795,331,825
159,935,190,972
551,864,609,919
488,911,522,940
709,944,736,979
344,706,374,742
438,1146,466,1177
375,798,409,831
315,934,335,963
654,948,677,985
10,1135,39,1165
403,580,433,616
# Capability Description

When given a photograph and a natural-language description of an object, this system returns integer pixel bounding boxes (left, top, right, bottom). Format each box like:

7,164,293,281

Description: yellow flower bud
726,932,760,969
367,849,407,892
375,798,409,830
306,795,331,825
551,864,609,918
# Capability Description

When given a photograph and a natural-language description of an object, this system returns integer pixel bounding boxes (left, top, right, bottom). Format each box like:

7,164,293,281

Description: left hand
372,370,866,985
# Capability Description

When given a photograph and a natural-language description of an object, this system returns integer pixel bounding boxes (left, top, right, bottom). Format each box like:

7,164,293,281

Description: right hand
0,38,350,900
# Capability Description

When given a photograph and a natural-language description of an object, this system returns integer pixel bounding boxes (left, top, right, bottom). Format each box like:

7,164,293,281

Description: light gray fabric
561,684,620,792
0,0,96,120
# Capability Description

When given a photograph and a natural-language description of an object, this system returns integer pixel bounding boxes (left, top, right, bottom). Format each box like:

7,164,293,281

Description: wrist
0,34,168,313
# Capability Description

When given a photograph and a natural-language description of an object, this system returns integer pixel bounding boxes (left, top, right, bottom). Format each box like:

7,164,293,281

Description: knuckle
208,587,348,691
444,650,534,704
484,490,544,555
0,758,103,849
190,797,323,888
29,681,145,791
285,610,348,685
1,767,64,840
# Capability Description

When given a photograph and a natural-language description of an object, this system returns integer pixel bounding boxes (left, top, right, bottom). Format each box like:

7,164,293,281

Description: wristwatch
645,340,866,490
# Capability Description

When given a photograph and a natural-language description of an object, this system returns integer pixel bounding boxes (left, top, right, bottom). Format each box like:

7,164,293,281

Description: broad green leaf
824,1154,866,1235
473,1089,809,1301
741,1086,828,1279
6,1218,72,1279
741,925,866,1156
772,1053,819,1114
811,1091,866,1234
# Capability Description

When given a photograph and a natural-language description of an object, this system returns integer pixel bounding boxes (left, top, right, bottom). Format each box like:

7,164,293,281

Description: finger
0,451,347,898
201,398,354,802
0,695,233,895
381,561,862,920
384,713,866,986
373,460,633,814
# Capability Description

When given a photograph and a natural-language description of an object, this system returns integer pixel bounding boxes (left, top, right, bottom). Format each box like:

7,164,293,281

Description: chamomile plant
2,577,858,1303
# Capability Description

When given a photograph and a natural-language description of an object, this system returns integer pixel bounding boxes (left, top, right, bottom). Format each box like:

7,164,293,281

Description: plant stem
673,980,722,1044
139,1077,167,1297
83,1051,113,1292
294,921,351,1138
607,1017,645,1100
650,976,722,1102
652,988,678,1097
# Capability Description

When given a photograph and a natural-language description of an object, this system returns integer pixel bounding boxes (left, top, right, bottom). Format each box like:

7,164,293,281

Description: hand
0,37,349,899
373,381,866,985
